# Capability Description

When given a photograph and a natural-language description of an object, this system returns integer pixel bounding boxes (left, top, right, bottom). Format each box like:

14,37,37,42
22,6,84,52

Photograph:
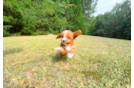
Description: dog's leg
56,47,66,55
68,48,74,58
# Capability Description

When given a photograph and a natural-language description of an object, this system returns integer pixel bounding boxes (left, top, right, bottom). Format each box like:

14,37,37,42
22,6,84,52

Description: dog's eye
67,37,69,39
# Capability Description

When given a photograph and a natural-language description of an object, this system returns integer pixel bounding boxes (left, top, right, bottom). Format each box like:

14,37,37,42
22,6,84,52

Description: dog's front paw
56,47,63,52
68,53,74,58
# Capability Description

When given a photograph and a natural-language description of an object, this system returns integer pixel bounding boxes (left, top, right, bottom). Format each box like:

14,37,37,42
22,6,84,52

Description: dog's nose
63,40,65,43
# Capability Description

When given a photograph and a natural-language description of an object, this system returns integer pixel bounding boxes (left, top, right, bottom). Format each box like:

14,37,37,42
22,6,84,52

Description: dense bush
3,0,24,34
3,0,97,36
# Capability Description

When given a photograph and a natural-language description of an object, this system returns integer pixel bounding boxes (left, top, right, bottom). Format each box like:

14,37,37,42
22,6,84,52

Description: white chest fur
65,44,71,52
64,44,74,58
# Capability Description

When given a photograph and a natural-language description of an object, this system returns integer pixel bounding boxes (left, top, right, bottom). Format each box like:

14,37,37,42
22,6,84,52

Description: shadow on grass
3,48,23,56
52,53,67,63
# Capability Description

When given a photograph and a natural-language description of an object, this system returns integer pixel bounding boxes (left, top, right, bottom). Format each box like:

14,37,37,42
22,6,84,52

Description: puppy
56,30,81,58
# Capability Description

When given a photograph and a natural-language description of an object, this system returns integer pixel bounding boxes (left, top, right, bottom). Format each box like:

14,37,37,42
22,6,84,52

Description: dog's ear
73,30,81,39
56,33,63,39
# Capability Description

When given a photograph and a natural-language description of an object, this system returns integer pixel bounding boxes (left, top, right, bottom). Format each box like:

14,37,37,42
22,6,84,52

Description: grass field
3,35,131,88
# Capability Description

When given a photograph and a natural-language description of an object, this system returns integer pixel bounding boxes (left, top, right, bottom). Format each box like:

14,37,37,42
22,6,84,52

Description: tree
3,0,24,36
82,0,98,34
3,0,98,36
113,0,131,39
88,16,96,35
89,0,131,40
65,0,98,34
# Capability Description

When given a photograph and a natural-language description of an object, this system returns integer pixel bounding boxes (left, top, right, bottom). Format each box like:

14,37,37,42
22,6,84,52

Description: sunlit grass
3,35,131,87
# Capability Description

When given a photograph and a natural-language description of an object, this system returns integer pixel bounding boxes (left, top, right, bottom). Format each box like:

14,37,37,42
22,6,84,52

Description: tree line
88,0,131,40
3,0,97,35
3,0,131,40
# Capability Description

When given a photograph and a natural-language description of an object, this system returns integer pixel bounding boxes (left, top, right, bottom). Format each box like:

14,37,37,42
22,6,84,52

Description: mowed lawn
3,35,131,88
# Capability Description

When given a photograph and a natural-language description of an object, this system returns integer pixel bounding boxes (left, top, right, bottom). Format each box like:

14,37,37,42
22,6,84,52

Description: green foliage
43,31,49,35
3,30,12,36
89,0,131,40
65,0,85,33
21,29,33,35
3,0,131,40
13,32,21,36
65,0,98,34
88,16,96,35
33,30,43,35
82,0,98,34
3,0,24,33
3,15,13,36
33,30,49,35
3,0,98,36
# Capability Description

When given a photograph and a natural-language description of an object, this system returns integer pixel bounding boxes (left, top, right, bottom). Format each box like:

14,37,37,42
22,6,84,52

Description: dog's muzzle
62,40,66,45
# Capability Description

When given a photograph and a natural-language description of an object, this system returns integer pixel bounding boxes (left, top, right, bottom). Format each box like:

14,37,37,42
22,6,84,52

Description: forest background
3,0,131,40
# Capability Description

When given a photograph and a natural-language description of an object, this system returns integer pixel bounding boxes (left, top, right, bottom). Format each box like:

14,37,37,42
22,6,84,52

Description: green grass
3,35,131,88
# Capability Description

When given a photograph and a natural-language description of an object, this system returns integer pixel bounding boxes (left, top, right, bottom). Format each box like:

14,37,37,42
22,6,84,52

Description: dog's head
56,30,81,45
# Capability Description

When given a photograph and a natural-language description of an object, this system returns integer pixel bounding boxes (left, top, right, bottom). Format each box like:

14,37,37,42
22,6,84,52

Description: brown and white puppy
56,30,81,58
